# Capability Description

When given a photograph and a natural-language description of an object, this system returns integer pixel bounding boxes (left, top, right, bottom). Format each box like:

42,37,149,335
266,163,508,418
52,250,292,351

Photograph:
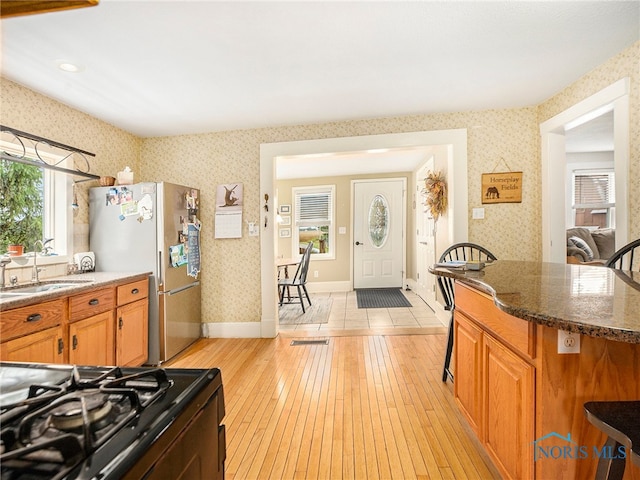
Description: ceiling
1,1,638,142
1,1,635,179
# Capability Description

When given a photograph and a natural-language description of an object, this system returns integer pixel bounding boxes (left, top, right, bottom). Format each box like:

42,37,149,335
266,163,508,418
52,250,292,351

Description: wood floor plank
166,333,498,479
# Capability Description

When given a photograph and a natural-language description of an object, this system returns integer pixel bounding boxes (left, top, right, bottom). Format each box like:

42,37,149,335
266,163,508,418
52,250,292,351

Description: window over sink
1,140,73,260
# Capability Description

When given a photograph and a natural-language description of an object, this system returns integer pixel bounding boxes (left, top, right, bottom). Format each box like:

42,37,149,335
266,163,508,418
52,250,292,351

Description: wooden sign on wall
481,171,523,204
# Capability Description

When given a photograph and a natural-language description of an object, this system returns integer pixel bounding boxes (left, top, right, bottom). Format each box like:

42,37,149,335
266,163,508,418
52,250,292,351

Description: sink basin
0,292,28,299
0,280,93,296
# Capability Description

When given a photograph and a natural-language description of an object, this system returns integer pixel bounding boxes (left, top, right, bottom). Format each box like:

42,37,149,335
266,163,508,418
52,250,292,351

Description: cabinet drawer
69,288,115,322
0,299,64,342
455,282,535,360
117,279,149,306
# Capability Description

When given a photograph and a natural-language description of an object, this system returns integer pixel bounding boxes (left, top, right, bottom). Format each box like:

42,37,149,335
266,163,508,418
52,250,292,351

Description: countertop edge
0,272,152,311
430,265,640,344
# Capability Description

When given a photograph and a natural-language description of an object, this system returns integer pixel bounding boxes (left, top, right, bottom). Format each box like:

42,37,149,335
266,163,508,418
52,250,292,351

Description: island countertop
429,260,640,344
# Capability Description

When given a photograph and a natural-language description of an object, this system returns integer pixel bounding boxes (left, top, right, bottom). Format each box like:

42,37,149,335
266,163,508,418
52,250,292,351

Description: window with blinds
292,185,335,259
572,170,615,228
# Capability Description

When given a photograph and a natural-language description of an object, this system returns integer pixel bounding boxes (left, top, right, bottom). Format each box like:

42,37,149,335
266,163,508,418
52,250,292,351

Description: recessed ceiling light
56,60,83,73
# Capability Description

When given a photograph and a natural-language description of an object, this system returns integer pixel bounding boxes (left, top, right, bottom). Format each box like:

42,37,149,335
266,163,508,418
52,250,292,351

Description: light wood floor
166,332,500,479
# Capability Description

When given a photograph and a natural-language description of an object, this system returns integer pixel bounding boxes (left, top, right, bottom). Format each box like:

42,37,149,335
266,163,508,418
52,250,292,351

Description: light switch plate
248,222,259,237
472,208,485,219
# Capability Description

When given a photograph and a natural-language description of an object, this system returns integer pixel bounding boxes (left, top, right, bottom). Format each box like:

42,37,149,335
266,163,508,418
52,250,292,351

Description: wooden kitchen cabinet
1,275,150,366
68,310,115,366
453,311,483,436
116,279,149,366
0,325,64,363
454,282,535,480
0,299,65,363
483,333,534,480
68,287,116,366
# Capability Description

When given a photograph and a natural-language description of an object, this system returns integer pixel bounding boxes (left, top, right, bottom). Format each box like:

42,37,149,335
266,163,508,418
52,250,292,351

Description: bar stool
583,401,640,480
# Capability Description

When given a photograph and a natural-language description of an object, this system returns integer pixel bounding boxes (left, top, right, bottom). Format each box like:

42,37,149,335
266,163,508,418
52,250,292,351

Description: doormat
356,288,412,308
279,297,333,325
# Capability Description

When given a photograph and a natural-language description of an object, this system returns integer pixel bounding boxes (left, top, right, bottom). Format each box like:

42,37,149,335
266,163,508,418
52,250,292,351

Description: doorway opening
260,129,468,337
540,78,630,262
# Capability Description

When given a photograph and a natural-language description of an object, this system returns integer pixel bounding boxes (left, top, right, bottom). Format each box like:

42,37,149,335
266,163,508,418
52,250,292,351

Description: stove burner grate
0,366,172,478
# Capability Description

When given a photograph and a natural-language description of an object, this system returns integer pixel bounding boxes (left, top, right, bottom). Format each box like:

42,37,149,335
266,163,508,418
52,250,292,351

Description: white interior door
353,179,405,289
415,158,436,304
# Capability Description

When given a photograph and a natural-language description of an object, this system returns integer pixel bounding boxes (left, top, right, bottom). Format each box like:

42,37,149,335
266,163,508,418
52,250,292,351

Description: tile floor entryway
278,289,445,332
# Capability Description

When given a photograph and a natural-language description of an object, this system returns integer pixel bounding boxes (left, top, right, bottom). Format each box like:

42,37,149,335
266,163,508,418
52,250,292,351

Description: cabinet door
1,326,64,363
69,311,115,366
483,334,534,480
454,311,483,436
116,299,148,366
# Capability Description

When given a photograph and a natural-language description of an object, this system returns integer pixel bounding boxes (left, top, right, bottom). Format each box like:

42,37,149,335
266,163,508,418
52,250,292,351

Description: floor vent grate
290,339,329,346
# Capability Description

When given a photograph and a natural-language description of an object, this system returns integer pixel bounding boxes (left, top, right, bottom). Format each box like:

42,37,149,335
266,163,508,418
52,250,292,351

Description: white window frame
1,141,72,262
292,185,335,261
571,169,615,229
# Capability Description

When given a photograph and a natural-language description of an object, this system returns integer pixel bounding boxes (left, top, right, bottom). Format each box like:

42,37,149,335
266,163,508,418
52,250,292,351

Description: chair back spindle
436,242,497,383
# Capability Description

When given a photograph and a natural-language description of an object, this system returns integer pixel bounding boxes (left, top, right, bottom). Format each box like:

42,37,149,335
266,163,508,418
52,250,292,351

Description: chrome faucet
32,238,54,283
0,255,11,288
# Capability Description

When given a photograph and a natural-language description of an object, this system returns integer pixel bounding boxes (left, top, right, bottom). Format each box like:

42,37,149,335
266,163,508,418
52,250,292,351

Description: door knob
355,241,362,245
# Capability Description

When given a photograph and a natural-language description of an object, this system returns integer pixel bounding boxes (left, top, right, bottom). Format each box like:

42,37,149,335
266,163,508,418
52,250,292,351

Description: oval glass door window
368,194,389,247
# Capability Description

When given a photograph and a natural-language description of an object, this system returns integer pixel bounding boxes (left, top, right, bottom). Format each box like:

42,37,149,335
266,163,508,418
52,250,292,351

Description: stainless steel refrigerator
89,182,201,365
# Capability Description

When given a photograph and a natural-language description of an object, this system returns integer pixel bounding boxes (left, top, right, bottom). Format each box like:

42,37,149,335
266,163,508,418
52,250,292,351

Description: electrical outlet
313,270,319,278
557,330,580,354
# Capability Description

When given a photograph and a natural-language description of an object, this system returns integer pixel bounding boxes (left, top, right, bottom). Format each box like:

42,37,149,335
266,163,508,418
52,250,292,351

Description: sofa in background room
566,227,616,265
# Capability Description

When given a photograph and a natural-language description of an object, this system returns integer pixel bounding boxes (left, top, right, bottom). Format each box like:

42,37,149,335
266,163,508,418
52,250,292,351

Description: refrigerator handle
157,250,163,286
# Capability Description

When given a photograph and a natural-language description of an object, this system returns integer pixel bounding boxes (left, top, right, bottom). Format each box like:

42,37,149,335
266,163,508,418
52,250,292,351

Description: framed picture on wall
280,215,291,225
279,228,291,238
280,205,291,214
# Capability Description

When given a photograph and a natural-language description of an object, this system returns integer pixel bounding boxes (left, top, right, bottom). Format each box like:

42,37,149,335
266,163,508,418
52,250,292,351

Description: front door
353,179,405,289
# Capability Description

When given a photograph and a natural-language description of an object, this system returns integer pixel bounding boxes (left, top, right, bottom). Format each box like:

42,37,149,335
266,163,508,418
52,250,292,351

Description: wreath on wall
423,170,448,221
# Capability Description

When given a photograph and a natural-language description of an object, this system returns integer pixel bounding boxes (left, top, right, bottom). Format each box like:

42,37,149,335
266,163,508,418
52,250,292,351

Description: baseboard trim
307,280,351,293
202,321,263,338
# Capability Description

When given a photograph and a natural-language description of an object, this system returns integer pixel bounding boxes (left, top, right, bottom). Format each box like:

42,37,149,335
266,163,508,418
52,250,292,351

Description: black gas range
0,362,225,480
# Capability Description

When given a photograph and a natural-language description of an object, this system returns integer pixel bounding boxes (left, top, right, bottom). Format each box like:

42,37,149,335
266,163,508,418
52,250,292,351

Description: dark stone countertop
0,272,151,311
429,260,640,344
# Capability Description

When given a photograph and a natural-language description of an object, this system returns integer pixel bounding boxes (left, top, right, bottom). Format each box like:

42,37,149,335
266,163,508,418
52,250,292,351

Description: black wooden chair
437,242,497,383
279,242,313,313
605,238,640,271
584,400,640,480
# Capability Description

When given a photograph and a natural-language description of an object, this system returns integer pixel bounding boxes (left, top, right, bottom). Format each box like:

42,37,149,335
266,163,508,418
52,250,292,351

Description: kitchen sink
0,280,93,296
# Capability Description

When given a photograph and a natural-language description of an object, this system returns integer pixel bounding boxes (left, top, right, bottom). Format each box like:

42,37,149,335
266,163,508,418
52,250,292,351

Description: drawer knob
26,313,42,322
131,288,139,294
88,299,99,306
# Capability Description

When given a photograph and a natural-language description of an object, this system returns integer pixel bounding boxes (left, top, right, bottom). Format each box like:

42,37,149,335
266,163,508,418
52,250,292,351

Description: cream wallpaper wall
143,107,540,324
1,78,141,253
1,40,637,327
538,40,640,238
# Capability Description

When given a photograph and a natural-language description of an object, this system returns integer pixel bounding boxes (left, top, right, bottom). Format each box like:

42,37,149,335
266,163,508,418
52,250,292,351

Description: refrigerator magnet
138,194,153,220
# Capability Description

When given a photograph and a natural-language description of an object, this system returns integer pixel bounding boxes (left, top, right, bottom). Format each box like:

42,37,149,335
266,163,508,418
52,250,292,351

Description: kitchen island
429,260,640,480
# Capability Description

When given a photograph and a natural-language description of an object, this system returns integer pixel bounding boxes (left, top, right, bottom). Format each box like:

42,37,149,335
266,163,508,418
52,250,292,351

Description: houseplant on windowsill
7,244,24,256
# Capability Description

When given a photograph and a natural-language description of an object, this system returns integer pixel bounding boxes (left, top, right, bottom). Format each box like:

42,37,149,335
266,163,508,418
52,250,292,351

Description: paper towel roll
74,252,95,271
